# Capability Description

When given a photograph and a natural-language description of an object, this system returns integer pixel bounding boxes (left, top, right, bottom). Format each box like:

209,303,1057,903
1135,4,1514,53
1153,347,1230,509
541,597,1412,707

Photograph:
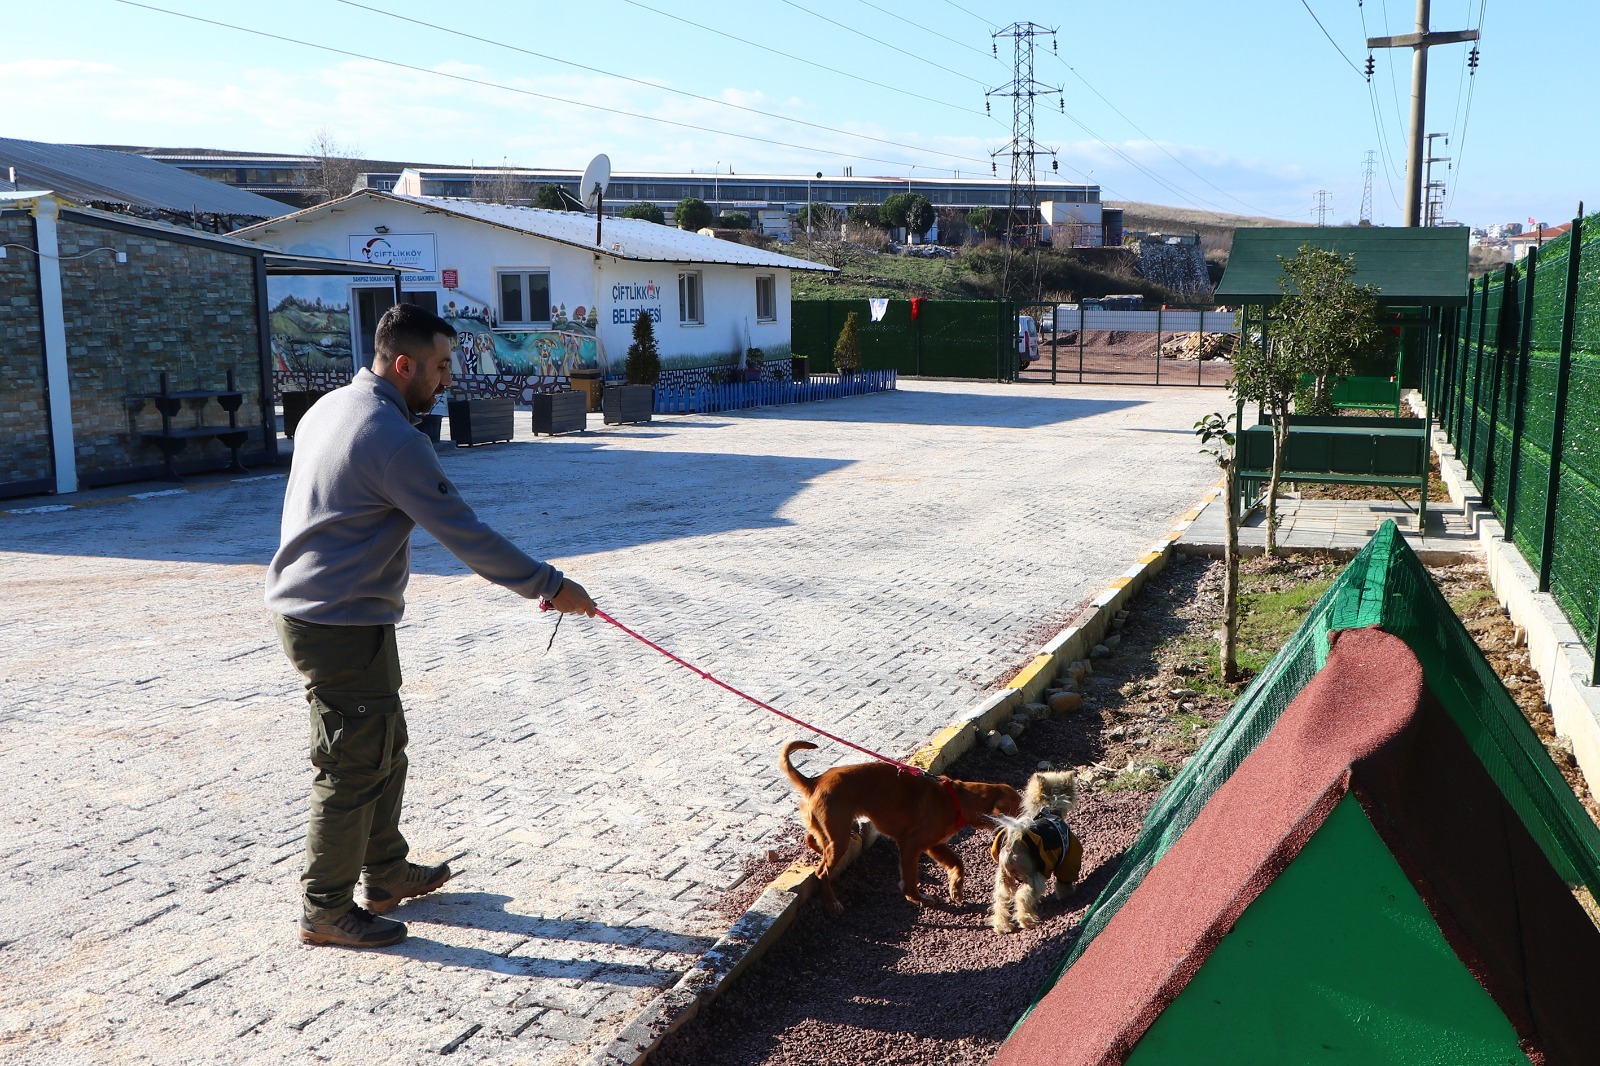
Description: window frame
678,270,704,326
754,274,777,322
494,268,553,329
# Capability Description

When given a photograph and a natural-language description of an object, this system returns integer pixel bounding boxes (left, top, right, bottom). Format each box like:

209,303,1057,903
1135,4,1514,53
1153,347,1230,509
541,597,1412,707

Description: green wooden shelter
995,524,1600,1066
1215,226,1471,406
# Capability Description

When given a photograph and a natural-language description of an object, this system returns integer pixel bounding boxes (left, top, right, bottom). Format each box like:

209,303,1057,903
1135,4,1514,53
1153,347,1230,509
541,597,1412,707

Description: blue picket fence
652,370,897,415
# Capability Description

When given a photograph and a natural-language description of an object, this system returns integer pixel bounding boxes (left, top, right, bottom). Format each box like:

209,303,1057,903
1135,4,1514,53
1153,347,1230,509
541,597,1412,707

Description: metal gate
1017,302,1237,387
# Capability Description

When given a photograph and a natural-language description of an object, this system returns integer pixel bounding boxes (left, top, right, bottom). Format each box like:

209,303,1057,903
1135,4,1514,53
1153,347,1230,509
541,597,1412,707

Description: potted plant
278,343,331,438
742,347,764,383
605,312,658,425
833,311,863,379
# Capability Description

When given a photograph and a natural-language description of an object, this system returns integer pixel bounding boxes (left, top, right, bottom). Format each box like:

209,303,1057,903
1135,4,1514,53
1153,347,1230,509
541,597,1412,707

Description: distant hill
1111,201,1297,263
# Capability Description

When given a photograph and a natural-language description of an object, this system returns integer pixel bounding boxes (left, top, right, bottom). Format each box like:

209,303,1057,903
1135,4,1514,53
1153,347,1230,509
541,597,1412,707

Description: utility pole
1423,132,1450,226
1314,190,1333,227
987,23,1061,255
1359,150,1376,225
1367,0,1478,227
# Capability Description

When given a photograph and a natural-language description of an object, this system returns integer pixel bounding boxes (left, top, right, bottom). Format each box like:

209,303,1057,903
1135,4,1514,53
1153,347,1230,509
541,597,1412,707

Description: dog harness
991,811,1073,872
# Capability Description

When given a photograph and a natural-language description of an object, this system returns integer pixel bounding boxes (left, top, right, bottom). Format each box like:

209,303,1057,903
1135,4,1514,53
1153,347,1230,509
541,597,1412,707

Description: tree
1195,413,1240,682
298,128,365,205
795,202,840,233
833,311,863,374
674,197,713,231
880,193,934,239
535,184,569,210
620,203,665,224
721,211,752,230
471,163,529,206
966,206,1004,240
1229,309,1297,555
624,311,661,385
847,202,886,230
1273,245,1384,416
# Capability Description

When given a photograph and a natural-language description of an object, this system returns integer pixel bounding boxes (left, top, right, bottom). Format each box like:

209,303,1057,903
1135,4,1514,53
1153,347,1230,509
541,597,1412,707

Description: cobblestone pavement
0,380,1225,1065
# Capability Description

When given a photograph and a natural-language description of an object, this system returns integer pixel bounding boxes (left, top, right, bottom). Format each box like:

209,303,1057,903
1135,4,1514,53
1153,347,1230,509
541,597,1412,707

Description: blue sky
2,0,1585,228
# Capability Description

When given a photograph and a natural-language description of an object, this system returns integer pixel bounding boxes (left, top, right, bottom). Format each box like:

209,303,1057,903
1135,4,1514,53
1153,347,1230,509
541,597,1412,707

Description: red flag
910,297,923,321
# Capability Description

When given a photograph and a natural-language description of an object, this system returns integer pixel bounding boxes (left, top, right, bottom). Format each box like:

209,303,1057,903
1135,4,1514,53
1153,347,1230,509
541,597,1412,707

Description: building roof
1213,225,1470,306
0,138,287,220
1,192,403,277
1507,223,1573,244
232,189,836,271
996,625,1600,1066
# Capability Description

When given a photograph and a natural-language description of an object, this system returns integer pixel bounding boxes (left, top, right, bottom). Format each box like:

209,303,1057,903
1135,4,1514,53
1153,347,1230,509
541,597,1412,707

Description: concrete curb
585,483,1225,1066
1412,393,1600,808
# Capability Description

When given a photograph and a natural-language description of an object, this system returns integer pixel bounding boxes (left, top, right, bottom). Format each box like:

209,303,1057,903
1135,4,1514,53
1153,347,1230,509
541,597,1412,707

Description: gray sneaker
298,905,407,948
362,861,453,915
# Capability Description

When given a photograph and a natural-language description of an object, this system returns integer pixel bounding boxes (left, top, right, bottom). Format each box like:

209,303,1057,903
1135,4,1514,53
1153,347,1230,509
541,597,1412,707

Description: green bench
1236,414,1430,528
1296,374,1403,415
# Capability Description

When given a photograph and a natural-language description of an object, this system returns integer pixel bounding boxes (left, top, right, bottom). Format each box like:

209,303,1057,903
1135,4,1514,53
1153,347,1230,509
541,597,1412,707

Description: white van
1017,314,1041,369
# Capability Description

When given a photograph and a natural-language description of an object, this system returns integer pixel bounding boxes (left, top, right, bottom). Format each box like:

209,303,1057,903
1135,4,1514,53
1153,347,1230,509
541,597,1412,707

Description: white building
231,188,832,399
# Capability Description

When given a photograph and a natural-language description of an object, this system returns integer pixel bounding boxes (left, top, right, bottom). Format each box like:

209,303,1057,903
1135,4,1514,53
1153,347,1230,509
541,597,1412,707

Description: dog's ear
990,828,1006,863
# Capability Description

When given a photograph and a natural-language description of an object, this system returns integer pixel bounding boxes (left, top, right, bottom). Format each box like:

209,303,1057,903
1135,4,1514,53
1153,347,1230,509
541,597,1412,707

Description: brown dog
782,740,1022,914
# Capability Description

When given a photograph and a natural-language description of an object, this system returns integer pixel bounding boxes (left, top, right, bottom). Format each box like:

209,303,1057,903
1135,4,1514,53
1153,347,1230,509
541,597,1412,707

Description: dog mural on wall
781,740,1021,915
440,300,605,395
989,771,1084,933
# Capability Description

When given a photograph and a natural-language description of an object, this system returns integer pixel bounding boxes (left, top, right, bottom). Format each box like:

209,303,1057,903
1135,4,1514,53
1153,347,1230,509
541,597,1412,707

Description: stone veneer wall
56,218,265,485
0,213,54,496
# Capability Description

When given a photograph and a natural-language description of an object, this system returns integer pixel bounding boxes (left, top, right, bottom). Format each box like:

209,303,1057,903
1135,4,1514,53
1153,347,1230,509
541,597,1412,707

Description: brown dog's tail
781,740,820,796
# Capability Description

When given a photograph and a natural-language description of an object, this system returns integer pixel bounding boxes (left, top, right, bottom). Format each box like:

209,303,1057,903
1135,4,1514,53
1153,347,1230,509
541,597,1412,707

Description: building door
352,288,439,368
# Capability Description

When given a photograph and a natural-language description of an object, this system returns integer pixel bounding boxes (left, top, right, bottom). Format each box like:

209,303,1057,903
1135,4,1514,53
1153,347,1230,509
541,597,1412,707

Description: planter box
447,397,516,446
602,384,654,426
790,356,809,384
418,413,443,442
282,390,328,438
532,390,587,435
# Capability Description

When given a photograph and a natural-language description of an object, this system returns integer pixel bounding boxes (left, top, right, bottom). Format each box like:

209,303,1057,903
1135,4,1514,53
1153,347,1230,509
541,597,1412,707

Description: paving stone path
0,380,1225,1064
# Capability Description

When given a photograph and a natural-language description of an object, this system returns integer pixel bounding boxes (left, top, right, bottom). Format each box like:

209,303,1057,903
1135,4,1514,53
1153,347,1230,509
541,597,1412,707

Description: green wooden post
1538,210,1584,593
1050,302,1058,385
1504,249,1537,542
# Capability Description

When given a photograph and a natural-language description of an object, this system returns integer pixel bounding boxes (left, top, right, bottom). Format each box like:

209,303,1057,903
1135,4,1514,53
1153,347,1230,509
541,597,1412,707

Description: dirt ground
651,550,1599,1065
1018,331,1234,388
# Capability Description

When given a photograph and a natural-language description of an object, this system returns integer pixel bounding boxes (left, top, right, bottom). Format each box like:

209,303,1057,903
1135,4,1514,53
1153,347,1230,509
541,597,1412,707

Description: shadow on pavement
758,391,1144,429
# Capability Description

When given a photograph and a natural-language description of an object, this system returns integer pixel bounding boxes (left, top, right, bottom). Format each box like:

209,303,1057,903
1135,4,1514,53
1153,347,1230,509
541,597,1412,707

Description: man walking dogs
267,303,595,948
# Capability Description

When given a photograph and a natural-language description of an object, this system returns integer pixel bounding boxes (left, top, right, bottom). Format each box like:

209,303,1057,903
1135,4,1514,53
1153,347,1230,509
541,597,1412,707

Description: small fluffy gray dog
989,771,1083,934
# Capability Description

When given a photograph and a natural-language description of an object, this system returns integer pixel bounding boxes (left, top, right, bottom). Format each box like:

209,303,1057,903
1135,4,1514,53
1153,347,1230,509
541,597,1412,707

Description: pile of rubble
1158,331,1236,361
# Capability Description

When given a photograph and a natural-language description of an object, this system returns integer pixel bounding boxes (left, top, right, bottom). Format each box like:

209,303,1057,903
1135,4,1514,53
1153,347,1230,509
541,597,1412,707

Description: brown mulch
651,552,1598,1065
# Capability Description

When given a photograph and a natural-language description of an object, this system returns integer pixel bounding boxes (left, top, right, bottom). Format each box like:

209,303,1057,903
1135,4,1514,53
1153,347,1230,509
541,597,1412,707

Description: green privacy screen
790,299,1015,380
1431,216,1600,648
1037,521,1600,996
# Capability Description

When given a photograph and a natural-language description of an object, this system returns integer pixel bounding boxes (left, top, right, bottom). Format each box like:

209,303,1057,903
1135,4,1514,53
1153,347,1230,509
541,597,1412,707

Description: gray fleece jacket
265,369,562,624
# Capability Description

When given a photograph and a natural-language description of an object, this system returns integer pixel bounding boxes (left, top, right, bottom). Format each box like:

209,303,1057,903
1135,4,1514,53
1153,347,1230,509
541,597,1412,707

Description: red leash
546,603,927,777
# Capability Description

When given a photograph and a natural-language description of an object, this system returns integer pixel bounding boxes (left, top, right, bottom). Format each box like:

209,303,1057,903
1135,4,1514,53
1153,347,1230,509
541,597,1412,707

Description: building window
678,271,703,325
497,270,551,327
755,275,776,322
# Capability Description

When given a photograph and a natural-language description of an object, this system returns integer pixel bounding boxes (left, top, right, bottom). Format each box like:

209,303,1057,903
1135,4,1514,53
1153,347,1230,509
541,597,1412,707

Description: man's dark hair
375,302,456,362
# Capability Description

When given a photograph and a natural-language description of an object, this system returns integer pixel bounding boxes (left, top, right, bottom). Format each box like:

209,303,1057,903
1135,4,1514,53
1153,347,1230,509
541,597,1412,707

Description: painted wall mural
442,299,606,403
270,293,354,393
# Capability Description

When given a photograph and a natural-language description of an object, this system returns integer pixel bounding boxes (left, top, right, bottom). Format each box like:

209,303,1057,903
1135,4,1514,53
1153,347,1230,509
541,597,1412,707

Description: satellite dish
581,153,611,211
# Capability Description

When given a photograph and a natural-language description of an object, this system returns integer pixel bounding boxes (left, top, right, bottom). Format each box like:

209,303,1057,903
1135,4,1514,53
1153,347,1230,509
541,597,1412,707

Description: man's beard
404,380,438,415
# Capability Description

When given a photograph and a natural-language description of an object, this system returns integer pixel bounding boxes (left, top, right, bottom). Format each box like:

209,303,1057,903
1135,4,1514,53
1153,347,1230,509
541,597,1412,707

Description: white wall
250,196,793,372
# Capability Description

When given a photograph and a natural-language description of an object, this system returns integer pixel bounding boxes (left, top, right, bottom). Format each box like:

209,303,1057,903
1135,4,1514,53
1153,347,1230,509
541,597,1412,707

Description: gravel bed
652,550,1599,1064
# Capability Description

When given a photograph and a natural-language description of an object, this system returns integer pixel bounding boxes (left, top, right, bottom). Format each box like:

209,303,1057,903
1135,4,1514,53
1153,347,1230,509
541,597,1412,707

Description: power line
850,0,998,62
1048,107,1234,215
1047,51,1269,216
775,0,989,86
618,0,986,117
934,0,996,29
1377,0,1409,140
1297,0,1365,76
1445,0,1487,217
110,0,991,175
1358,0,1405,214
330,0,981,168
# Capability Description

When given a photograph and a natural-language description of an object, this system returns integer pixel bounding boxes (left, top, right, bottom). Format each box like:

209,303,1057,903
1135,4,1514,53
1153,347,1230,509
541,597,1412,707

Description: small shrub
833,311,862,373
674,197,713,231
620,203,665,224
624,313,661,385
721,211,752,230
745,346,764,368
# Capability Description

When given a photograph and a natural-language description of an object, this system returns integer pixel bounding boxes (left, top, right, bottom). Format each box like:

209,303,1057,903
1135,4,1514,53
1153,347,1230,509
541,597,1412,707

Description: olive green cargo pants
274,615,412,919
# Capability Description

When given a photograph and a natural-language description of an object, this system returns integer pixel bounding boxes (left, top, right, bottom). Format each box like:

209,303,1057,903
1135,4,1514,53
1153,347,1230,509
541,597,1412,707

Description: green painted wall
1125,795,1528,1066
